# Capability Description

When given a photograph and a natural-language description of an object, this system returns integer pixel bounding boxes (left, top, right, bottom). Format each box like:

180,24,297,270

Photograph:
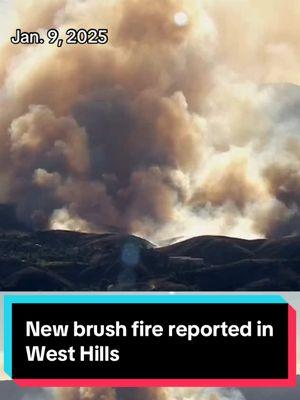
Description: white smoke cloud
2,0,300,242
52,387,246,400
167,388,245,400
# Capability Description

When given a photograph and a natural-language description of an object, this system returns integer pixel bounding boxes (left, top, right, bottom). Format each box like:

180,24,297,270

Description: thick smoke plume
52,387,245,400
1,0,300,243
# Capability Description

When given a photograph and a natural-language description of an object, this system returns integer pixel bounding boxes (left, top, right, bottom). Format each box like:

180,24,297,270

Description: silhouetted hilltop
0,231,300,291
0,229,300,290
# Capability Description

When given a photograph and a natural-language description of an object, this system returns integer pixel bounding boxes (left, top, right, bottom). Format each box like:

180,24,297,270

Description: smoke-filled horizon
51,387,246,400
1,0,300,244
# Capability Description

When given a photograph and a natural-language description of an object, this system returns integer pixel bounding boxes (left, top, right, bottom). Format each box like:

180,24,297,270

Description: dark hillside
0,229,300,291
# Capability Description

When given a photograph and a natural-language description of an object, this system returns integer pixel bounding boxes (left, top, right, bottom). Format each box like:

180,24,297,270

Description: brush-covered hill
0,229,300,291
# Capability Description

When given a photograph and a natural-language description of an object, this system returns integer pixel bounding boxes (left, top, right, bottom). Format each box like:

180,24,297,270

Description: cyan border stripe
3,294,286,378
4,294,286,304
4,296,13,378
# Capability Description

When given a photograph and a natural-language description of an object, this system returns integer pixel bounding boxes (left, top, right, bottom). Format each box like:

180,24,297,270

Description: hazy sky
0,0,13,44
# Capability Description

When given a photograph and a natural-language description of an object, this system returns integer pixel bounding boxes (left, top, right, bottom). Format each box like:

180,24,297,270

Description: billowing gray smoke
52,387,245,400
51,387,167,400
2,0,300,241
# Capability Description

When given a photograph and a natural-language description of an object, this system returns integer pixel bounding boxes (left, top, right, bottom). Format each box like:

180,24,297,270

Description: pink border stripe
15,306,297,389
288,305,297,386
14,378,295,388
